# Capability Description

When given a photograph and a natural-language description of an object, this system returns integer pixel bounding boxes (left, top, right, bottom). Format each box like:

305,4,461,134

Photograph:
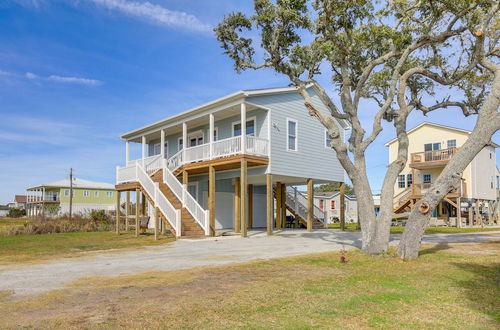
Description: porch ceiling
127,103,264,144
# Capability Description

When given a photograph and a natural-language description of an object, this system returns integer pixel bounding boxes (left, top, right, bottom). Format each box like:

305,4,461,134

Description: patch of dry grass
0,241,498,329
0,231,174,266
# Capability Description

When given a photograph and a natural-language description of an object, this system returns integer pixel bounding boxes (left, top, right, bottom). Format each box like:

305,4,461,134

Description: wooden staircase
151,170,205,238
274,188,324,229
393,188,412,214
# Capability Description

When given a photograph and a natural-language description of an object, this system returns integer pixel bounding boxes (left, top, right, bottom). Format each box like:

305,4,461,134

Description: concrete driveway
0,229,498,298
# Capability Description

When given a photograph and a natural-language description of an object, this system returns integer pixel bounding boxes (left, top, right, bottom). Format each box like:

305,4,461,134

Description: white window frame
286,118,298,151
406,173,413,188
64,189,69,197
398,175,406,188
106,191,113,197
153,143,161,156
232,116,256,137
325,129,331,148
447,139,456,149
423,173,432,184
94,191,99,197
83,190,90,197
178,137,183,151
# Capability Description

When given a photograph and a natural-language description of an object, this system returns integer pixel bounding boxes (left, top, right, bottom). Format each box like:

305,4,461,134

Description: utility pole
69,168,73,222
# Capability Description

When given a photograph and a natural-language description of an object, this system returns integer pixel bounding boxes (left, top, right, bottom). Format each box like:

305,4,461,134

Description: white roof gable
28,177,115,190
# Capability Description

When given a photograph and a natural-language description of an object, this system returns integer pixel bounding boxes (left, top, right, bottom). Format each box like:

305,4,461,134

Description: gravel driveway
0,229,498,298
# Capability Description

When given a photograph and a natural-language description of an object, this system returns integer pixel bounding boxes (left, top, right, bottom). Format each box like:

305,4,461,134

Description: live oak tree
215,0,499,256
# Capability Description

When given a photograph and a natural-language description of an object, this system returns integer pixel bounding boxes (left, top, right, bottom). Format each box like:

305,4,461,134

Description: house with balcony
387,122,499,227
314,192,358,224
115,85,349,238
26,177,117,218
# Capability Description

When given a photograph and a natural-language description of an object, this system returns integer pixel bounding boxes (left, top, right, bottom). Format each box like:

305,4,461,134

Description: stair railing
285,186,327,227
136,164,181,237
162,160,209,235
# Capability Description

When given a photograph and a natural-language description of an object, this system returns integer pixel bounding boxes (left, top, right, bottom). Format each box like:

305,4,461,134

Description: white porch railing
115,164,181,236
285,186,327,227
166,135,269,172
162,160,209,235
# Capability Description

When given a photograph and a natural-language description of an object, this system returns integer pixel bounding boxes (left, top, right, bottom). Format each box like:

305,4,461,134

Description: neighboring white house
313,192,358,223
115,85,350,238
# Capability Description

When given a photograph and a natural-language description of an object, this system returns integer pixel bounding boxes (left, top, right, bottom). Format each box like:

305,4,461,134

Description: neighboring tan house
314,192,358,224
116,85,349,238
26,178,117,217
387,122,499,227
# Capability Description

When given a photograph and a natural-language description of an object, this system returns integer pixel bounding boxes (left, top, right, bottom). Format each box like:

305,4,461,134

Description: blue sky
0,0,496,203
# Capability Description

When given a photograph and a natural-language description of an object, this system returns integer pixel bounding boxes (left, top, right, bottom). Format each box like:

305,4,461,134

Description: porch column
209,113,214,159
125,141,130,166
248,184,253,229
276,182,282,230
41,187,45,220
160,129,165,159
234,177,241,233
126,191,130,230
307,178,313,232
142,192,146,216
475,199,480,225
280,183,286,228
154,207,159,240
115,191,120,235
266,174,273,235
457,197,461,228
182,122,187,153
141,136,146,167
468,202,473,226
340,182,346,231
240,159,248,237
135,188,140,237
240,103,246,154
208,165,216,236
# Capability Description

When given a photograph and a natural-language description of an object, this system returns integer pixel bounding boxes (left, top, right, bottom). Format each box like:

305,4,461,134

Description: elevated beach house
389,122,499,227
115,86,349,238
26,177,117,218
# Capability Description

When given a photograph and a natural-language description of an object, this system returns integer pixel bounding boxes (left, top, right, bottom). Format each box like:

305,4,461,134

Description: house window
407,174,413,188
325,130,331,148
232,118,256,137
287,119,298,151
398,175,406,188
64,189,74,197
447,139,456,149
153,143,161,155
319,200,324,210
106,191,113,197
331,200,335,210
83,190,89,197
178,138,183,151
423,174,432,184
94,191,99,197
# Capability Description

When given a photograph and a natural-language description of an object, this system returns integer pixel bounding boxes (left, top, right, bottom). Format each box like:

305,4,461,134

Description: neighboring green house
26,177,116,217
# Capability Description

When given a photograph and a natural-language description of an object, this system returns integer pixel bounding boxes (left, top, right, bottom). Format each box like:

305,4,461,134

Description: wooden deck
172,154,268,176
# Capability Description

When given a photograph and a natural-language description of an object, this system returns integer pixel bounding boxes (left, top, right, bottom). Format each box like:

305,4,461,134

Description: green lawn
0,231,174,265
0,241,497,328
329,222,500,234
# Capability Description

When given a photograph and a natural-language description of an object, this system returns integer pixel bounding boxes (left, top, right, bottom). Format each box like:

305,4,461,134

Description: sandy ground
0,229,498,298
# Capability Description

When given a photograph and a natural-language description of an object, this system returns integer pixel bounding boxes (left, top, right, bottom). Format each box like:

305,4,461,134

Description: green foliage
90,210,110,224
315,182,355,194
6,208,26,218
43,204,60,216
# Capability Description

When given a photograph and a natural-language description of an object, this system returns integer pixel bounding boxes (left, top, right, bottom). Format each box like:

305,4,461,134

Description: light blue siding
247,88,345,182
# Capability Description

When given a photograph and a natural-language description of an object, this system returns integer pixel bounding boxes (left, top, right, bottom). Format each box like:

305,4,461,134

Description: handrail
162,160,208,234
285,186,327,226
411,147,458,164
136,164,180,236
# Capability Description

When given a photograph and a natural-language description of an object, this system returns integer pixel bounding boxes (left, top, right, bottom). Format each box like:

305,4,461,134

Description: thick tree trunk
397,72,500,259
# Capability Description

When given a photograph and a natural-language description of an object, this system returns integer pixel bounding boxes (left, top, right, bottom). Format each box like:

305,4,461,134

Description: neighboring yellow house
386,122,499,227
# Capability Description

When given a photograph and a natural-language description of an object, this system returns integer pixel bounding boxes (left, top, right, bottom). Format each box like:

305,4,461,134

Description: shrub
90,210,110,224
7,208,26,218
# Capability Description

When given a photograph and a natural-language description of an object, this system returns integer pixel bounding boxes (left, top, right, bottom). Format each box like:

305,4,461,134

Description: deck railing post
240,103,246,154
176,209,181,237
209,113,214,159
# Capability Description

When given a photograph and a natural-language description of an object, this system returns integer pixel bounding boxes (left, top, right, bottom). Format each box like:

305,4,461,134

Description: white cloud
87,0,211,32
25,72,38,79
47,75,103,86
